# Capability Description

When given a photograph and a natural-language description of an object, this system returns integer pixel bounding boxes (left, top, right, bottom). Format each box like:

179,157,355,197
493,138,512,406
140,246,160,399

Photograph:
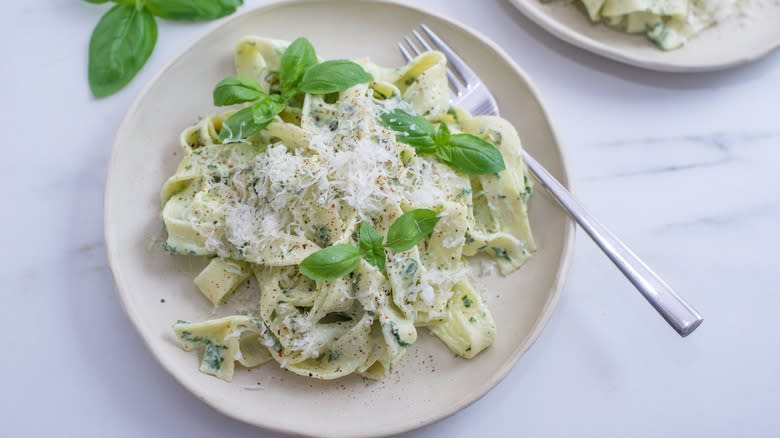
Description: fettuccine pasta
571,0,743,49
161,37,535,381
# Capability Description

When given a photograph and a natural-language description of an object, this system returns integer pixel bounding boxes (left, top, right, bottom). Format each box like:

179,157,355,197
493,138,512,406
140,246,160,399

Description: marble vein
591,131,779,151
655,201,780,232
581,131,780,181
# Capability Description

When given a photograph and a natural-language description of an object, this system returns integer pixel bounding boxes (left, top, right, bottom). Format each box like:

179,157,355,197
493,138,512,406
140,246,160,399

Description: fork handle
522,151,703,337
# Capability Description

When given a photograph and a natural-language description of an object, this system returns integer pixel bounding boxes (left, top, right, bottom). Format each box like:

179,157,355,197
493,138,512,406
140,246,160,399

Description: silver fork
400,25,703,337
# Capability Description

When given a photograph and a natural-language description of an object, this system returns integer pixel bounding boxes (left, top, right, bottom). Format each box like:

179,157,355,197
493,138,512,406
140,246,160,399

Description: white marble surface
3,1,780,436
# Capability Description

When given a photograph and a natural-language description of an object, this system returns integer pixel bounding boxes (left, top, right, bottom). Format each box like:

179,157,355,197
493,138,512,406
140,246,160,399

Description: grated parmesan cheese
410,264,472,306
290,332,322,358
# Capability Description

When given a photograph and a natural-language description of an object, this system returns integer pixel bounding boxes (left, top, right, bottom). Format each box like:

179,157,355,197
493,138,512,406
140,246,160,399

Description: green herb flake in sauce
178,330,228,372
203,343,227,371
389,321,410,347
314,226,331,247
492,247,512,262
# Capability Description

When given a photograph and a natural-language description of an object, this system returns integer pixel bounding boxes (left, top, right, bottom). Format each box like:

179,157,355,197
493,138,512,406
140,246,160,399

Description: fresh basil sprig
213,37,373,143
252,96,285,123
383,209,441,252
358,221,386,273
380,109,506,175
279,37,317,98
379,109,437,152
435,127,506,175
213,76,264,105
88,4,157,98
297,60,374,95
144,0,242,21
216,106,253,142
299,210,440,281
299,244,361,281
85,0,244,98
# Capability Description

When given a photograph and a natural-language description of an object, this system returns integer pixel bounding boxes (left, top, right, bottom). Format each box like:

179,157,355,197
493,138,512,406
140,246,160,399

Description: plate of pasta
510,0,780,72
104,1,574,436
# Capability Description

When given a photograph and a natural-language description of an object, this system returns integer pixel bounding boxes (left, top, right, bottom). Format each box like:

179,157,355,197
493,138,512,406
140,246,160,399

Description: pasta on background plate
572,0,743,49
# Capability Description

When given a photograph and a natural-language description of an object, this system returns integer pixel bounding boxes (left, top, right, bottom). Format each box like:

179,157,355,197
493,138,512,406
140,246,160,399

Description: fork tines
398,24,499,116
398,25,466,95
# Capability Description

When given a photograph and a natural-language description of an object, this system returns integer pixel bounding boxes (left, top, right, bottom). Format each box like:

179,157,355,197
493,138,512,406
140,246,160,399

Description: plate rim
509,0,780,73
103,0,576,436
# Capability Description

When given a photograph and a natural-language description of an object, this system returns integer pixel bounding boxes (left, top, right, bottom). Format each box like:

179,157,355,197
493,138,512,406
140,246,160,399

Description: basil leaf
144,0,242,21
280,37,317,97
218,106,265,143
299,244,361,280
379,109,437,152
435,122,451,146
213,76,263,106
436,134,506,175
88,4,157,98
358,221,385,273
251,96,285,124
384,209,440,252
298,60,373,94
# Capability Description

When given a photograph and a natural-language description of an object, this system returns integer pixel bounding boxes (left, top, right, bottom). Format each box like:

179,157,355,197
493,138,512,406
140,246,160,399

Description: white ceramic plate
104,1,574,436
510,0,780,72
